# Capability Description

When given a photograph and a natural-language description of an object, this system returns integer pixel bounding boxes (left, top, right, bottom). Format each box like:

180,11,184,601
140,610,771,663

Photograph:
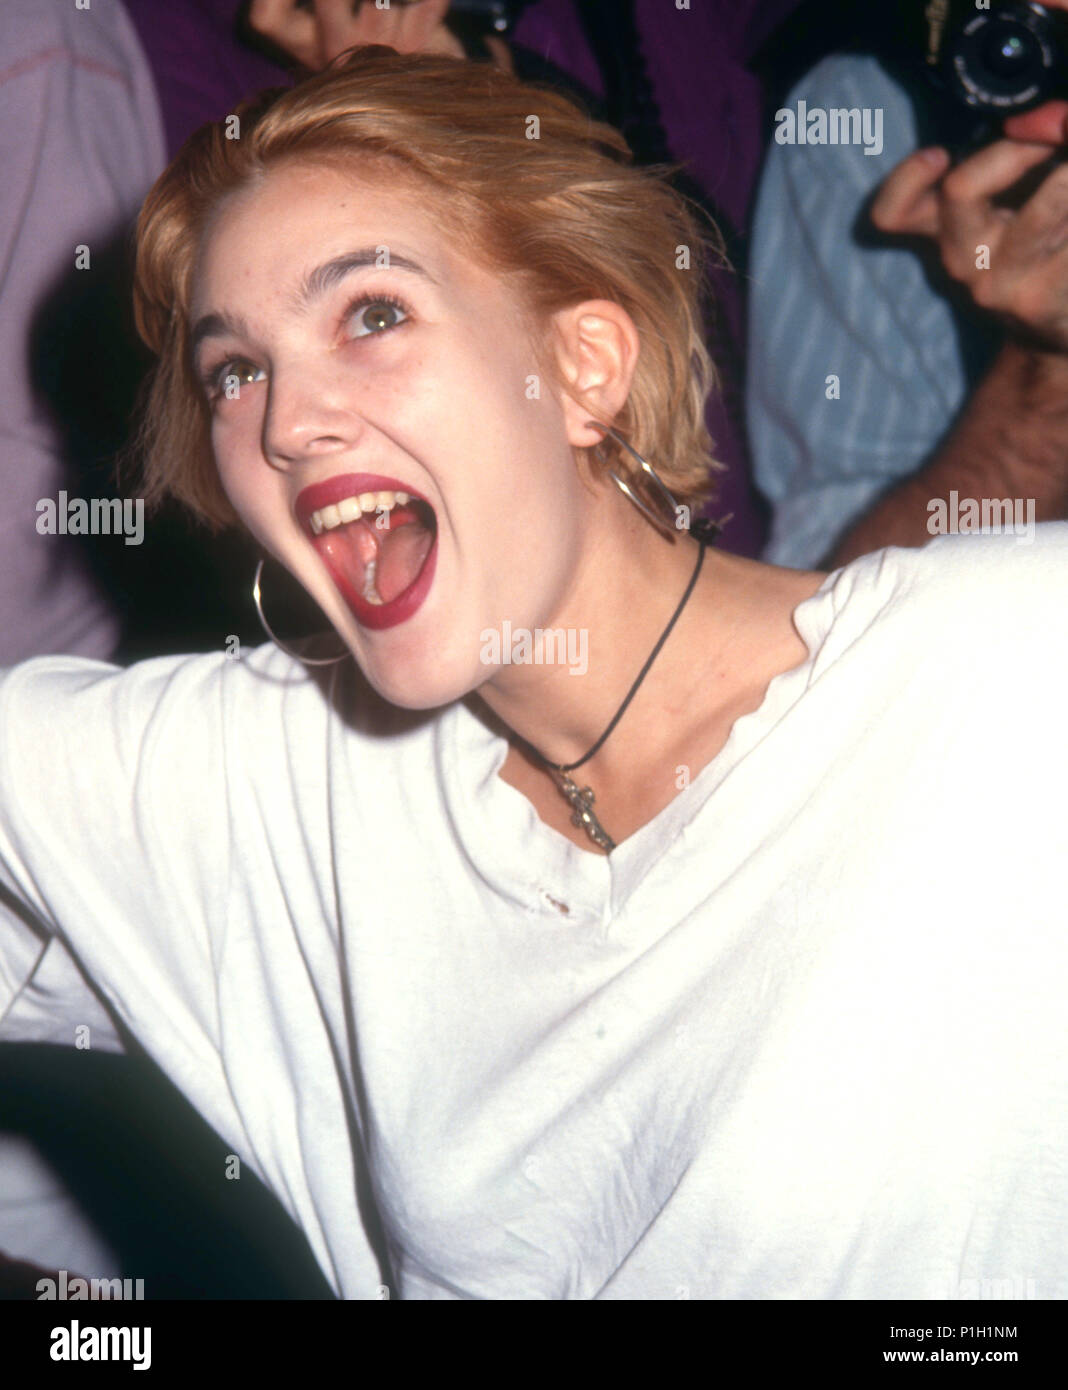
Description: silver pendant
553,770,616,853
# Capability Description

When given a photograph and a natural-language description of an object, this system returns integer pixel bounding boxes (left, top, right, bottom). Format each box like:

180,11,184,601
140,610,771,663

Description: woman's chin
356,654,483,713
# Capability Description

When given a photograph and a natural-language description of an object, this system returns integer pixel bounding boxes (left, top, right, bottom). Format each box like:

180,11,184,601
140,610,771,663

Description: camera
447,0,534,35
879,1,1068,147
292,1,534,37
350,0,535,36
758,0,1068,152
919,1,1068,114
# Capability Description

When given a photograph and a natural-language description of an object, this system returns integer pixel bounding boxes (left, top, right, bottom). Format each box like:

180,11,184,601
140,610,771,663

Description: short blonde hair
131,45,724,530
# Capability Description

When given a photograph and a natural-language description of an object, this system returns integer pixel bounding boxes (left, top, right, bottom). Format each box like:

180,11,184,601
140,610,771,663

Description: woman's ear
549,300,640,454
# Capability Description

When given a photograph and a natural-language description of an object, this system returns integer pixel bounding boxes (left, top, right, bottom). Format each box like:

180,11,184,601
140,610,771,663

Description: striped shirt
746,55,1000,568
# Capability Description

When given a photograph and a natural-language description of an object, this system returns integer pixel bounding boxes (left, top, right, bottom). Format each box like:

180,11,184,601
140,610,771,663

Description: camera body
292,1,534,37
448,0,533,34
879,1,1068,146
920,1,1068,113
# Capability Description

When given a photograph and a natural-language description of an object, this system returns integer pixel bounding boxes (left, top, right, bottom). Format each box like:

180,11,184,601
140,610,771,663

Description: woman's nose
260,367,362,468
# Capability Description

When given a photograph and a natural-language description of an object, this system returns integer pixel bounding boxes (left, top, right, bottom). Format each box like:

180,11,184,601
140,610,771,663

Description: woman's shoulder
0,639,302,712
0,641,341,777
0,637,451,784
747,527,1068,785
814,524,1068,650
774,526,1068,733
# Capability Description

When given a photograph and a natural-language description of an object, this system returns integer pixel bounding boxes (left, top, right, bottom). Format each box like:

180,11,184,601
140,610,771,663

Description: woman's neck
475,504,826,845
476,510,725,786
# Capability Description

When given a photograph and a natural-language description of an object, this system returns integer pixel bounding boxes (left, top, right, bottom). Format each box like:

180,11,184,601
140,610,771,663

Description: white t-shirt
1,529,1066,1300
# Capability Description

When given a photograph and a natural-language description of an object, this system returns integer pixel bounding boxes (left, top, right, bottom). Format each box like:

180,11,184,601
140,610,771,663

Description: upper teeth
309,490,410,535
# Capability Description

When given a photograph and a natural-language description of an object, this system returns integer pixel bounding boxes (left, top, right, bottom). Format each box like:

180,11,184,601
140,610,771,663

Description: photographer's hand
1002,0,1068,144
871,133,1068,351
249,0,462,69
867,0,1068,348
823,128,1068,566
248,0,510,71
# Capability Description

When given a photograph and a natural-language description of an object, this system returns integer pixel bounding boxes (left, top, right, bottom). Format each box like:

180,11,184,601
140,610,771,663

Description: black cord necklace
520,535,711,854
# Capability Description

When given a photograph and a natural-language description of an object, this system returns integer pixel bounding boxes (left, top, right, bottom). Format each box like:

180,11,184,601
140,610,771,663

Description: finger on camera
1005,158,1068,247
390,0,450,52
1004,101,1068,145
248,0,295,27
315,0,366,62
939,139,1058,206
870,148,950,235
248,0,318,64
248,0,311,41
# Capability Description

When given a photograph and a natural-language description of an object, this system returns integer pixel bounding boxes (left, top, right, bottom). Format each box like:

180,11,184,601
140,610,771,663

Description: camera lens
980,22,1040,79
950,6,1058,110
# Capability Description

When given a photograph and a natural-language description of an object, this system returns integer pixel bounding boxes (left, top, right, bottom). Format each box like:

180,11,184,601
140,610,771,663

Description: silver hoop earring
252,558,350,667
585,419,726,545
585,419,684,538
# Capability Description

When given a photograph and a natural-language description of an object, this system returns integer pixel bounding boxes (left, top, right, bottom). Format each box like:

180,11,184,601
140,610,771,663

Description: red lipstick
295,473,438,632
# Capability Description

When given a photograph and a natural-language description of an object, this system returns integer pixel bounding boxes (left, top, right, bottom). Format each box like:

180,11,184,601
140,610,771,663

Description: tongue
376,518,434,603
314,507,433,607
316,523,377,598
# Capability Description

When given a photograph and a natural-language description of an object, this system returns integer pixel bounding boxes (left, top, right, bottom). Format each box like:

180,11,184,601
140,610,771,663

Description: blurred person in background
748,0,1068,568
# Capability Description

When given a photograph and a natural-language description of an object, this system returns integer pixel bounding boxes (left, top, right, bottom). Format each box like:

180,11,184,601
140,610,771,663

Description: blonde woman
1,49,1066,1300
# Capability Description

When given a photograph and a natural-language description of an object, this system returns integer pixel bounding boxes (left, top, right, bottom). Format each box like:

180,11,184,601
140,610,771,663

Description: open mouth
295,474,438,630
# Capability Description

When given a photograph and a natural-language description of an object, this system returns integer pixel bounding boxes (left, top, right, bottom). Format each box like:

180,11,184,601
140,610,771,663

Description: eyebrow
189,310,253,358
296,248,437,306
190,248,437,358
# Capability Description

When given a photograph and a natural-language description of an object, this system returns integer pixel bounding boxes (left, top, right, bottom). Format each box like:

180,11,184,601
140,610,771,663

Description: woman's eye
347,299,408,339
207,360,265,399
226,361,265,388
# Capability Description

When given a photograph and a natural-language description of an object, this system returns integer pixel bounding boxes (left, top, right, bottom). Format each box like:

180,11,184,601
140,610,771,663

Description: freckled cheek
221,477,287,553
211,419,278,530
